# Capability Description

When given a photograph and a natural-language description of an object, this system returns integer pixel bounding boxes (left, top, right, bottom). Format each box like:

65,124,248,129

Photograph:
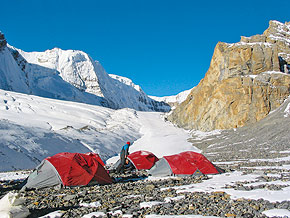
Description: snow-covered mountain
150,88,193,105
0,32,170,112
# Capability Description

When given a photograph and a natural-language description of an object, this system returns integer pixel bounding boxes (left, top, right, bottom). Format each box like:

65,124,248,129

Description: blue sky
0,0,289,96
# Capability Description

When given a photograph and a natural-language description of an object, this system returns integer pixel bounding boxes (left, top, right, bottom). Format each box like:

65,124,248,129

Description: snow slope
0,89,192,171
0,46,29,93
129,112,200,157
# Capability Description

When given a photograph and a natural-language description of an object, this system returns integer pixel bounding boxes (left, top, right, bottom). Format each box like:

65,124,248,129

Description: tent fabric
46,152,112,186
23,152,112,189
127,151,159,170
147,158,173,177
23,160,62,189
91,153,106,167
148,151,222,177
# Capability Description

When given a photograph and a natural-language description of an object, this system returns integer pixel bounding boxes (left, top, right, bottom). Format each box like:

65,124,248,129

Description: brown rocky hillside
168,20,290,131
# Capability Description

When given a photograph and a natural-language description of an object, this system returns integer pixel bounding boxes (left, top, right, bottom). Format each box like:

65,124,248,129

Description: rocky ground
0,168,288,218
0,145,289,218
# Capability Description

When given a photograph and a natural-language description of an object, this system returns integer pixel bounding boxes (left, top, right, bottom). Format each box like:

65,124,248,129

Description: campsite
1,134,290,218
1,2,290,217
0,69,289,218
0,104,289,218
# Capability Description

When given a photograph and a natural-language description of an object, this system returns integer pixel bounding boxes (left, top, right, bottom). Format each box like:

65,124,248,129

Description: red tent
148,151,223,176
127,150,159,170
23,152,112,189
47,152,112,186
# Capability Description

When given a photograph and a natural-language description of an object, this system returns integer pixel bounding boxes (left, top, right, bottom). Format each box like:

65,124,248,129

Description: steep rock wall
169,21,290,131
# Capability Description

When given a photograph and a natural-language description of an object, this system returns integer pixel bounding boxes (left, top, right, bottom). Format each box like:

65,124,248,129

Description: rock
278,201,289,209
168,20,290,131
63,194,77,201
145,184,155,191
0,32,7,50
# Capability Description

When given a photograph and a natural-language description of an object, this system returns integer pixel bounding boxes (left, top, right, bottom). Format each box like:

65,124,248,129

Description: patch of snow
262,71,290,76
124,194,142,199
190,130,222,141
269,34,290,45
249,156,290,163
38,210,64,218
82,212,106,218
111,210,123,216
249,75,258,79
262,209,290,218
162,171,290,203
284,102,290,117
164,195,185,202
80,201,101,208
140,201,164,208
146,215,218,218
228,41,273,48
241,165,290,170
280,150,290,154
0,171,30,181
266,173,282,177
213,161,245,165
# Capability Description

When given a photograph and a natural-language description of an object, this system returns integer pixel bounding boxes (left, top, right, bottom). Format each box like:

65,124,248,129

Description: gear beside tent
127,150,159,170
22,152,112,190
148,151,224,177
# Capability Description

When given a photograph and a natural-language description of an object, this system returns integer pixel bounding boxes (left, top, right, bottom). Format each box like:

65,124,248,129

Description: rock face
169,20,290,131
0,32,7,50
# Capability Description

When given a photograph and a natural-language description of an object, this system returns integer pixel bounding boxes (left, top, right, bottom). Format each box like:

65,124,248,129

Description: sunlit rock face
169,20,290,131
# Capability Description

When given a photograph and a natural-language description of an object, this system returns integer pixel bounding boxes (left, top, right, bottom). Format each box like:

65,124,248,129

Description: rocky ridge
169,20,290,131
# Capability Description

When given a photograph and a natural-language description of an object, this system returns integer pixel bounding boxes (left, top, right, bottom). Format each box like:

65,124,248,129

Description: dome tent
22,152,112,190
148,151,224,177
127,150,159,170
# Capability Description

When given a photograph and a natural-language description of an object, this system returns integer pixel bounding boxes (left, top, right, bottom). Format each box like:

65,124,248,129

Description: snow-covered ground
123,112,200,158
0,89,142,171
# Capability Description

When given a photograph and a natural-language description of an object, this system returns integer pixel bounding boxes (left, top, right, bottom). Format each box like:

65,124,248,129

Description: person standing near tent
116,141,131,173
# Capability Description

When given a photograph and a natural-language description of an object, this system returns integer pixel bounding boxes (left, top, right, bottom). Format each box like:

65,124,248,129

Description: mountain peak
169,20,290,131
239,20,290,50
0,32,7,50
1,36,170,112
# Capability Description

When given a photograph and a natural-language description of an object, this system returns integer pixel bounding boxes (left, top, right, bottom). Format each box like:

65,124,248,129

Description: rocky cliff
169,20,290,131
0,32,7,50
